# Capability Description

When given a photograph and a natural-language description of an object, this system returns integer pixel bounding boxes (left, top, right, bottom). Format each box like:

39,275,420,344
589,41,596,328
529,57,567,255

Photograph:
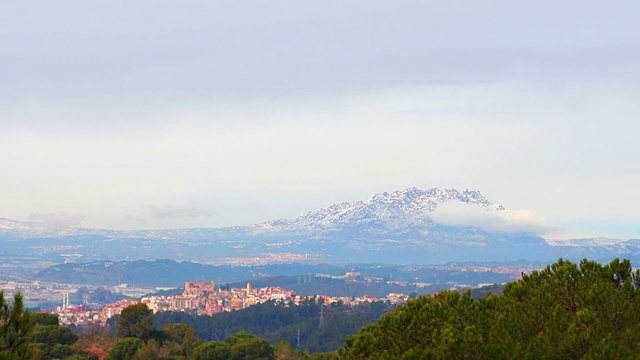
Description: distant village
0,262,535,327
51,280,409,326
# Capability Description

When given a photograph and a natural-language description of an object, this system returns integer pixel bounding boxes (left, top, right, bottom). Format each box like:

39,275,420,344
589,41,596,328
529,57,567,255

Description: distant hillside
4,187,640,265
35,259,518,296
151,299,394,353
35,260,344,287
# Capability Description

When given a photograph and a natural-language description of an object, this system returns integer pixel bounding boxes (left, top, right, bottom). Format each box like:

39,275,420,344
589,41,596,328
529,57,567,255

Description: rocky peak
257,187,504,233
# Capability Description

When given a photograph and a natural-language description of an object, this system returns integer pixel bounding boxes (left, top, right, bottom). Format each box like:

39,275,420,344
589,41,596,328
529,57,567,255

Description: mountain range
2,187,640,267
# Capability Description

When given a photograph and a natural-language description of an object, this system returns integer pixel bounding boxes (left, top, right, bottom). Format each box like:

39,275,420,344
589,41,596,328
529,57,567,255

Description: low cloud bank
430,201,561,236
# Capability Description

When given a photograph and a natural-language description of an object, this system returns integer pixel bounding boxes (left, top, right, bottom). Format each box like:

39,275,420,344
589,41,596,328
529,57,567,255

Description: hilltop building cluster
143,281,296,315
52,280,407,326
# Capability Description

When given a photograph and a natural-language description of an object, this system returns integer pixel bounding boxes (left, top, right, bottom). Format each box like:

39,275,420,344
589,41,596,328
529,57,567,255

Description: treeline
153,299,394,353
0,298,102,360
8,258,640,359
1,292,392,359
340,258,640,359
1,294,340,359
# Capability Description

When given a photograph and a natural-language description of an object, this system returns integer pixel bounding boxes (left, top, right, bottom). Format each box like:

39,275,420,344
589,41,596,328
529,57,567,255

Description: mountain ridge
1,187,639,266
250,187,504,236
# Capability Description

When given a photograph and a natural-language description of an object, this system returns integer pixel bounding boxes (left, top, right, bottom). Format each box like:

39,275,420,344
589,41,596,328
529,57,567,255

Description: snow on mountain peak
256,187,504,234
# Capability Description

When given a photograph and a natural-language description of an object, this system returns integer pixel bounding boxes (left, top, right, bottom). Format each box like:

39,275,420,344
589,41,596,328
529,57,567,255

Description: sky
1,1,639,239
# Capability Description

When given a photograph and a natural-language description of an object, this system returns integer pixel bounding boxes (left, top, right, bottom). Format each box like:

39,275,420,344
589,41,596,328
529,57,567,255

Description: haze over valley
2,187,639,273
2,0,637,310
1,2,639,358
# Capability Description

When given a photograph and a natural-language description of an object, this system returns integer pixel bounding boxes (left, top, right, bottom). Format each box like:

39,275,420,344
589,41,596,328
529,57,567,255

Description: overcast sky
1,1,639,239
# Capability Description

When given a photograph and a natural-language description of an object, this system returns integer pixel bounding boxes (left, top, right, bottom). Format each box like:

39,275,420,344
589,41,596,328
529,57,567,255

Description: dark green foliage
153,299,394,352
115,303,154,340
30,325,78,346
339,258,640,359
27,342,49,360
107,337,143,360
24,317,96,359
223,331,255,347
131,338,160,360
308,353,339,360
32,313,59,327
50,343,74,358
274,341,306,360
162,323,203,357
191,341,231,360
0,291,33,360
469,283,504,299
22,315,101,360
64,355,99,360
225,331,274,360
264,301,391,353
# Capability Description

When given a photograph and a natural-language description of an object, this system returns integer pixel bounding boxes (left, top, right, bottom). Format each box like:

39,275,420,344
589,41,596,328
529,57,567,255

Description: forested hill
8,258,639,359
151,299,393,353
36,260,343,287
36,259,517,293
340,258,640,359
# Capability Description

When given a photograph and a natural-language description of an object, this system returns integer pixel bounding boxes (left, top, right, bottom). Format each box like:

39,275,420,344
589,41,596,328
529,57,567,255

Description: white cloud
0,0,638,235
430,201,562,236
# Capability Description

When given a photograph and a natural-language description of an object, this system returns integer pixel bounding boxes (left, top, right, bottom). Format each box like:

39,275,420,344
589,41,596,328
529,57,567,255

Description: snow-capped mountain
251,187,504,236
0,187,637,265
229,187,554,263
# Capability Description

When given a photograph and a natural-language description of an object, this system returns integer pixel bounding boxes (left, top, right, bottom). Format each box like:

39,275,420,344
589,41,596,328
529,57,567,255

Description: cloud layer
430,201,562,236
1,1,638,236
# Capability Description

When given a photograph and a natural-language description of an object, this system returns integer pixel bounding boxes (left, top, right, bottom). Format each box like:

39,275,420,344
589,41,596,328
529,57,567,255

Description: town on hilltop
52,279,410,327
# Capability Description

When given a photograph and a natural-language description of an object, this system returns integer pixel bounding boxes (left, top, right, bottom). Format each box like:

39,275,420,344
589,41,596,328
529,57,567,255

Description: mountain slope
251,187,503,236
237,187,553,263
0,187,635,265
